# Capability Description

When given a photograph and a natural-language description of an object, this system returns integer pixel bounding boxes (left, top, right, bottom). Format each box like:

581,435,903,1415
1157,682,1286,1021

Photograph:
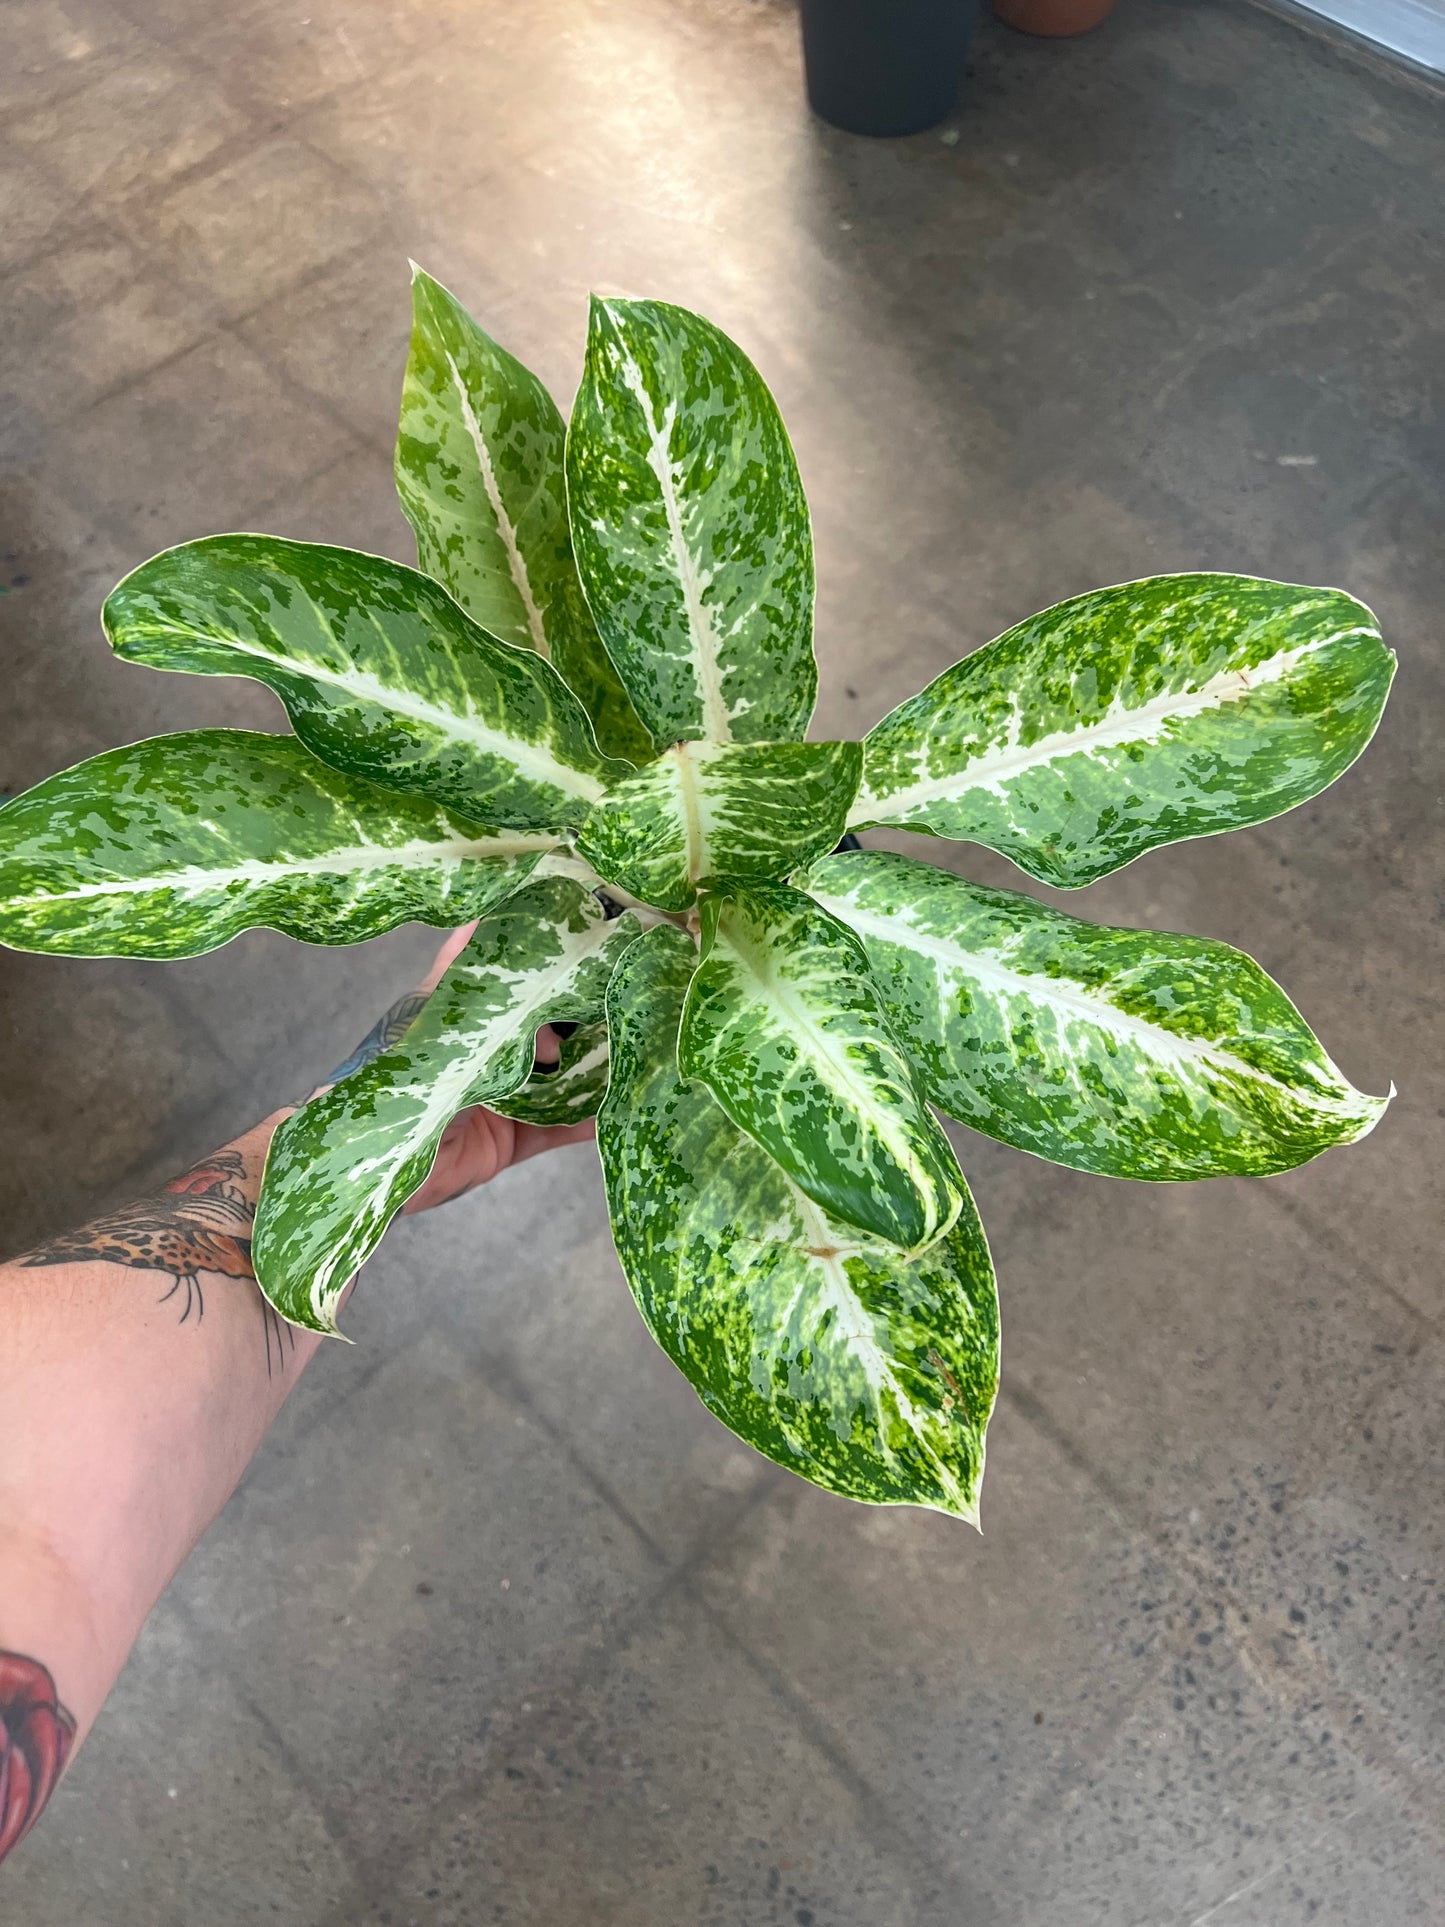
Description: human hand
318,923,596,1219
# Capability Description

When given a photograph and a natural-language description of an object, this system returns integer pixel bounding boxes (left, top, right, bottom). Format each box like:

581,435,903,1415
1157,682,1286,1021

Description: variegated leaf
600,926,999,1520
490,1019,610,1126
575,739,861,912
396,266,653,762
678,882,964,1254
0,730,553,959
803,848,1391,1179
254,877,640,1332
103,535,633,832
852,575,1395,887
566,296,816,747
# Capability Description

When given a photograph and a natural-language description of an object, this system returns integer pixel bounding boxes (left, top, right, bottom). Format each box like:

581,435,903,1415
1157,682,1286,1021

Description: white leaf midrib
128,621,605,804
673,741,714,886
811,888,1378,1122
787,1182,970,1511
712,908,950,1233
682,1173,974,1515
619,356,732,742
445,352,552,661
856,629,1370,821
307,911,624,1310
552,1039,609,1084
13,833,555,906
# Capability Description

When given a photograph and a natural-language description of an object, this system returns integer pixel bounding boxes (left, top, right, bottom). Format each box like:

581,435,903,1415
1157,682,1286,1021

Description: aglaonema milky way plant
0,269,1395,1523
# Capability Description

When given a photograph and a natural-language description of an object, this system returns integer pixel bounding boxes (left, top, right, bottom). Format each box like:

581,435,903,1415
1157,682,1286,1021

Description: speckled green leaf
678,882,964,1254
600,926,998,1519
490,1019,610,1126
254,877,640,1333
566,297,816,747
852,575,1395,887
396,267,652,762
103,535,634,832
576,739,861,912
803,848,1391,1180
0,730,554,960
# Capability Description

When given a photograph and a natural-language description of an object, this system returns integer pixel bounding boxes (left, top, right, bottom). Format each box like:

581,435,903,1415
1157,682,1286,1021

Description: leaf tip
1354,1077,1395,1140
303,1303,354,1344
407,261,446,312
912,1484,983,1530
586,291,633,340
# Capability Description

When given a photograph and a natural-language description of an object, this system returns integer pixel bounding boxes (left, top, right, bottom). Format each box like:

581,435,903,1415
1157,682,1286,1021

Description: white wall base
1292,0,1445,70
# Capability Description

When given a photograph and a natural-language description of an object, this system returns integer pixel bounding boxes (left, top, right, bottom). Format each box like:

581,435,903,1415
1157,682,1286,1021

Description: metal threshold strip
1290,0,1445,71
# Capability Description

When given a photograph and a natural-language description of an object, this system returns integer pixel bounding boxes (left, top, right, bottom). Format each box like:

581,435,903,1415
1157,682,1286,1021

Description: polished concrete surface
2,1,1442,1920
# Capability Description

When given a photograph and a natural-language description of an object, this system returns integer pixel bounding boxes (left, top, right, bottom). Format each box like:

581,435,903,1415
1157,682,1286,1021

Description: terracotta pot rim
990,0,1116,37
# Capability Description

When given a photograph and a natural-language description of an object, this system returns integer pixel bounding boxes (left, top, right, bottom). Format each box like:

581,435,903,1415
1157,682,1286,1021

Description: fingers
419,920,479,994
399,1105,595,1220
400,1106,511,1214
508,1116,597,1164
534,1023,561,1069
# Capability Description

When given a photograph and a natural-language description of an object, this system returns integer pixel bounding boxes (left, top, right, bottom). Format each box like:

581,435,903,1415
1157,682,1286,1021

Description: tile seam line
294,1484,785,1891
200,1336,780,1880
223,230,397,350
475,1347,773,1575
80,404,366,555
0,31,167,115
47,321,238,428
999,1378,1440,1817
0,210,126,288
164,1589,369,1882
223,226,425,464
104,0,471,125
46,5,367,142
1250,1179,1437,1332
481,1353,963,1889
103,12,378,127
114,213,396,379
220,322,397,468
11,100,273,232
687,1577,968,1898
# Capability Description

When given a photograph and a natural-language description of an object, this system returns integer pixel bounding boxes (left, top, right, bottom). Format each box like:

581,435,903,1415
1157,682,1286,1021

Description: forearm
0,930,580,1861
0,1109,323,1852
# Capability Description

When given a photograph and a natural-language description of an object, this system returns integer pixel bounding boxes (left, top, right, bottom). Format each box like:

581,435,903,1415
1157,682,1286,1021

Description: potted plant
800,0,980,137
0,269,1393,1523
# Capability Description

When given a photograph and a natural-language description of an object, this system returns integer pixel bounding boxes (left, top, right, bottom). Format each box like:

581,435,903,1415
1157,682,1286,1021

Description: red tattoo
0,1652,76,1861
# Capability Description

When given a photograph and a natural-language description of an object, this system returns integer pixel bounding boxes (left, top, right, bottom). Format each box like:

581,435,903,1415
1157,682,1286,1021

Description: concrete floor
2,0,1442,1920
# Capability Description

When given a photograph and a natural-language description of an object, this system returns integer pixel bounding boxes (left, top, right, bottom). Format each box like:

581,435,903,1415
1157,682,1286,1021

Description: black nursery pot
800,0,979,138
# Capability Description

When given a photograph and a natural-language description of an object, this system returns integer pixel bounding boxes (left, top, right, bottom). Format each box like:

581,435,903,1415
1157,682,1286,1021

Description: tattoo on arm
318,989,429,1090
0,1651,76,1863
16,1149,294,1374
19,1149,254,1326
13,988,434,1376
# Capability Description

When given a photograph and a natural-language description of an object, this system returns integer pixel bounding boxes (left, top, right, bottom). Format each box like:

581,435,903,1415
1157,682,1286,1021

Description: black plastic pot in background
800,0,979,138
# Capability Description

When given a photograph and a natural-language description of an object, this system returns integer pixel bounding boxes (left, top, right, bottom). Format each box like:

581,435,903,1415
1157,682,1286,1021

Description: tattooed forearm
18,1149,255,1326
0,1651,75,1863
15,1148,299,1374
318,989,429,1090
13,988,437,1375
